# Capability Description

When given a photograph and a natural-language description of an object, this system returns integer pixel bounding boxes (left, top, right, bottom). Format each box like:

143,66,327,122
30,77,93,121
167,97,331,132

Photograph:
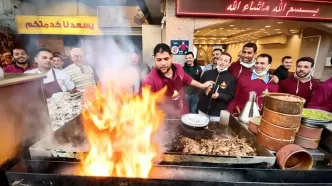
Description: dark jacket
183,64,202,94
198,69,236,116
274,65,289,81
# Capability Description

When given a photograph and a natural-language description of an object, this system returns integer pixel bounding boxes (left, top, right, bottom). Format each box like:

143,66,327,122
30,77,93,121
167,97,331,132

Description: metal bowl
302,109,332,123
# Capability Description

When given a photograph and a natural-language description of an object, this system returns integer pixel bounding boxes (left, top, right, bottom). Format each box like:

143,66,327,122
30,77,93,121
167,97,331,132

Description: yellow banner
15,16,101,35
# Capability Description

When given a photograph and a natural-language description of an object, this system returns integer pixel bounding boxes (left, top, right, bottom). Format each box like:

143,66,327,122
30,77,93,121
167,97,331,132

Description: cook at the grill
25,48,76,98
142,43,214,117
228,53,279,113
198,53,236,120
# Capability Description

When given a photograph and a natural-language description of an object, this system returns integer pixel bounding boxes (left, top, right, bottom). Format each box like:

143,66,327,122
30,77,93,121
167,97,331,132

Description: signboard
170,40,189,55
177,0,332,21
15,16,101,35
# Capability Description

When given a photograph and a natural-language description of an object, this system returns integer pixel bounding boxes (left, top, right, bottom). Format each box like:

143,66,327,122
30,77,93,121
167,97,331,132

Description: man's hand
211,92,219,99
202,81,215,89
269,75,279,84
205,85,212,95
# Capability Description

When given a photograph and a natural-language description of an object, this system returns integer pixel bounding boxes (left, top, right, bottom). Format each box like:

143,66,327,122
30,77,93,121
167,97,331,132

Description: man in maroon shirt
228,53,279,114
3,48,35,73
279,57,319,107
307,77,332,112
228,42,257,79
143,43,214,118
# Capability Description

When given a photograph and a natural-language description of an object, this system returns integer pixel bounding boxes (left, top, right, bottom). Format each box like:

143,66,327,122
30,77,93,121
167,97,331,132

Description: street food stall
1,80,332,185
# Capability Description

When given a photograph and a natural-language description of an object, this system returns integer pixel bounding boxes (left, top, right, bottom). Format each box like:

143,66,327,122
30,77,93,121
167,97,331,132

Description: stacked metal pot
257,93,306,151
294,109,331,149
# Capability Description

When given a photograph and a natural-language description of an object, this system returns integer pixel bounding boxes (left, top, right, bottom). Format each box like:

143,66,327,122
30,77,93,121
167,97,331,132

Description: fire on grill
79,85,167,178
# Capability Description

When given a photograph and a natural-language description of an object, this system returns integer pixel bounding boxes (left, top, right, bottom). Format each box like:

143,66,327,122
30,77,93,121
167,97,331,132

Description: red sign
176,0,332,21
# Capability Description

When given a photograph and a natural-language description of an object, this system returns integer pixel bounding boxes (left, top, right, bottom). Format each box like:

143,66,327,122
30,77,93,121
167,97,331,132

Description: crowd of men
1,47,150,99
177,42,332,119
1,43,331,119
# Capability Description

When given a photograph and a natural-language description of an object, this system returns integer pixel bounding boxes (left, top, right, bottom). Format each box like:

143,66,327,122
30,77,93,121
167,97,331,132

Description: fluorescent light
275,29,280,31
230,25,235,27
219,28,224,29
278,22,283,24
265,25,271,28
277,32,282,34
260,28,265,30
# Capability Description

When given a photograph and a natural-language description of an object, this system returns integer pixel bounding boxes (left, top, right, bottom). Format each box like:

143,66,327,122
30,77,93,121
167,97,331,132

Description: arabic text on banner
15,16,101,35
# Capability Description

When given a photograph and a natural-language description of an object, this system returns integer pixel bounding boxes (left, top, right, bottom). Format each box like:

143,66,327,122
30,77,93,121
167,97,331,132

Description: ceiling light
230,25,235,27
197,30,200,32
219,28,224,30
260,28,265,31
275,29,280,31
278,22,283,24
233,28,238,30
247,28,252,30
277,32,282,34
265,25,271,28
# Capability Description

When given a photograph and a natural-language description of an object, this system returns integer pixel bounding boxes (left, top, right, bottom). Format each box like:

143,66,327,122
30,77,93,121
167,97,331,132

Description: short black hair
282,56,292,62
221,52,232,63
243,42,257,53
296,57,315,68
11,48,26,56
153,43,172,56
257,53,272,64
213,48,223,54
53,52,62,58
36,48,53,57
185,51,194,58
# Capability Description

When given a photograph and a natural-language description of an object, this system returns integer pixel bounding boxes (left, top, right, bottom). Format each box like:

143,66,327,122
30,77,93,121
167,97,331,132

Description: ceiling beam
135,0,153,24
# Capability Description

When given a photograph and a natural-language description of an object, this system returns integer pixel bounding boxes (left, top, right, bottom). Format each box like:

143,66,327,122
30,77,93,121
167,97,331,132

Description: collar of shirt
13,62,31,71
280,65,289,71
251,73,270,84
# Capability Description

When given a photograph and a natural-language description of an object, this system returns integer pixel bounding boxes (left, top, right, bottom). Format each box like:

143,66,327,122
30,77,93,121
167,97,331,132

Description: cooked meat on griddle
180,136,257,156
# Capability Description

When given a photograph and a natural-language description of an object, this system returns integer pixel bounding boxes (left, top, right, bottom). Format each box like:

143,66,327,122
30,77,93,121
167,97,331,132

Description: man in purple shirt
307,77,332,112
143,43,213,118
3,48,35,73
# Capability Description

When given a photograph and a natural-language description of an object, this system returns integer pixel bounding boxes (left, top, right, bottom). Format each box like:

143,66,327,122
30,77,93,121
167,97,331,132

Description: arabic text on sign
226,0,320,17
25,20,95,30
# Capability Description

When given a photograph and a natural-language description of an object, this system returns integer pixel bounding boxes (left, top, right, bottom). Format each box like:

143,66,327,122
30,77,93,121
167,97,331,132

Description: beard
157,66,171,75
296,71,310,78
16,60,27,65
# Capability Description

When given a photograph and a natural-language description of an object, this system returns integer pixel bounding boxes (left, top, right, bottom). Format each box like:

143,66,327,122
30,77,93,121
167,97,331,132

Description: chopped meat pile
47,92,83,131
181,136,257,156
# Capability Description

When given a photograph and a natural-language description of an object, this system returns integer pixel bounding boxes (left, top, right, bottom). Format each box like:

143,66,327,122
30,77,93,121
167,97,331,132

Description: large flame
80,85,166,178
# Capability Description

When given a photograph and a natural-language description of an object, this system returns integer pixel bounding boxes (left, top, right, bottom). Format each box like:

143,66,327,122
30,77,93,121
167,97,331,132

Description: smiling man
3,48,35,73
142,43,214,118
198,53,236,120
228,53,279,114
25,48,75,98
228,42,257,79
183,51,202,113
279,57,319,107
274,56,293,81
202,48,223,74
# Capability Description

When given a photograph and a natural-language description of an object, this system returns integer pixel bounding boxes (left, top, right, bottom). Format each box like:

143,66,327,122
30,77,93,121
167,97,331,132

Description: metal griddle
29,116,275,166
6,160,332,185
